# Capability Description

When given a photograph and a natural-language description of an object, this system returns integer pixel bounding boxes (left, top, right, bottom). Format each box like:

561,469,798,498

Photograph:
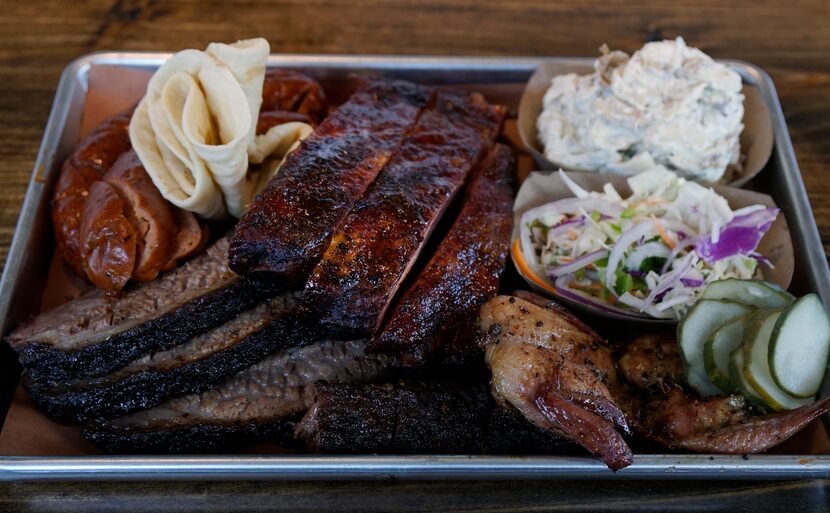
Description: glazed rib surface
229,78,431,282
300,90,505,336
370,144,514,366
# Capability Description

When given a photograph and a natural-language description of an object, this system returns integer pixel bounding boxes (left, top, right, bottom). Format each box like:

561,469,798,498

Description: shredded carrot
569,281,601,292
651,214,676,249
633,198,670,208
511,240,557,293
558,256,574,263
570,281,615,303
567,228,579,240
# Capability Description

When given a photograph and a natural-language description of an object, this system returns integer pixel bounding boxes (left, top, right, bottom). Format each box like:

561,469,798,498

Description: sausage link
261,70,328,124
51,110,132,275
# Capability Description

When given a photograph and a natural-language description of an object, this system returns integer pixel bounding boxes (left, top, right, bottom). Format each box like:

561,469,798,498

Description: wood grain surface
2,479,830,513
1,0,830,511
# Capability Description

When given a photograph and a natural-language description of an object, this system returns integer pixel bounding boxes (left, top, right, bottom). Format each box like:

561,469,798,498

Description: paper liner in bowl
512,171,795,324
518,61,774,188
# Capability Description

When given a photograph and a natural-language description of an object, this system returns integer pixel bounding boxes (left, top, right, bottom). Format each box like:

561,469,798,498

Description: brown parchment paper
0,65,158,456
512,171,795,323
1,64,825,458
518,61,774,187
80,65,153,137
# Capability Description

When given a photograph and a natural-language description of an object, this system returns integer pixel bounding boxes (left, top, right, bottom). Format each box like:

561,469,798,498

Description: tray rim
1,51,829,481
1,454,830,481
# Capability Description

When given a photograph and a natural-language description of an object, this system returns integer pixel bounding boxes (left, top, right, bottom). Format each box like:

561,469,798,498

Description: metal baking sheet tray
0,53,828,481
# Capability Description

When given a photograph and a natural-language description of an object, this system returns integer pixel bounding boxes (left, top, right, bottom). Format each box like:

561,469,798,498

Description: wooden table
1,1,829,511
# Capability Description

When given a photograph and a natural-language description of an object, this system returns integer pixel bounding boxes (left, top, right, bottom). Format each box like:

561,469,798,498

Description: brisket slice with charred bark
7,238,282,386
84,339,390,453
297,381,579,455
229,78,431,282
25,293,306,423
370,143,514,366
299,90,506,337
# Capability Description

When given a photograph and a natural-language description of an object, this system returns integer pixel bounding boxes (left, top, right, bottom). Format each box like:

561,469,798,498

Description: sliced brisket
84,339,390,453
26,292,305,423
297,381,579,455
7,238,283,386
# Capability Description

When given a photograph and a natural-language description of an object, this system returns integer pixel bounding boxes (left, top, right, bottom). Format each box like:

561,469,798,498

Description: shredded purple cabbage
750,252,774,268
695,208,779,264
680,277,706,287
552,215,584,228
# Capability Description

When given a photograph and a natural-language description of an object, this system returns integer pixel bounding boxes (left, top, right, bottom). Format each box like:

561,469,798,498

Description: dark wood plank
1,0,829,268
1,0,830,510
2,479,830,513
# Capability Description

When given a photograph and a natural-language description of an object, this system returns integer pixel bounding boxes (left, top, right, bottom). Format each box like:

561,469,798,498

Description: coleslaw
518,167,778,319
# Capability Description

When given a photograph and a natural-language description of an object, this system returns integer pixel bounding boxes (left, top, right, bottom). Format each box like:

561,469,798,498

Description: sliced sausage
79,181,136,293
103,151,176,283
165,207,209,270
51,110,133,275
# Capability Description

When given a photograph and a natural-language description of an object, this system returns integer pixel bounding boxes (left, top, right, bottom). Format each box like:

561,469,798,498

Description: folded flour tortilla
129,38,311,219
